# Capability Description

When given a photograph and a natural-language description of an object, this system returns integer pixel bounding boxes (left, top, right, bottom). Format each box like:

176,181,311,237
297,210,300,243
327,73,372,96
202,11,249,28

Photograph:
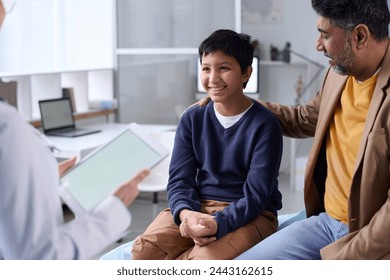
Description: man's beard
330,34,354,76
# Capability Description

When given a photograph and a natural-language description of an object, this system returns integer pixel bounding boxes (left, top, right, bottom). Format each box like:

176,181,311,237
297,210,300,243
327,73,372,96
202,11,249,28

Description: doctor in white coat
0,0,149,259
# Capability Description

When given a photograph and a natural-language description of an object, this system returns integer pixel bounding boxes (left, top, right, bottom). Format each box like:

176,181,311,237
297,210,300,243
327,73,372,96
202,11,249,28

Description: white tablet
59,123,170,217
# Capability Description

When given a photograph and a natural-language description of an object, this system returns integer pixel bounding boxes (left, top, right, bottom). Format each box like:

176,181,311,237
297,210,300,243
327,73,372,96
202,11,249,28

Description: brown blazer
261,44,390,259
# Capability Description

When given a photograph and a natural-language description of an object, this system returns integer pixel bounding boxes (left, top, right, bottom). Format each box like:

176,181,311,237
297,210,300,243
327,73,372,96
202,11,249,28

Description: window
0,0,113,76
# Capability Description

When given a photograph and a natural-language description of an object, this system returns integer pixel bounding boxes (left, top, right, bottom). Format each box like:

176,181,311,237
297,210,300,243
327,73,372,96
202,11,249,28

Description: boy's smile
200,50,250,105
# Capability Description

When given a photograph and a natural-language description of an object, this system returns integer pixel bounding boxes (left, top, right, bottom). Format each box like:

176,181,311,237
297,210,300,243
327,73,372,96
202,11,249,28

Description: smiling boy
131,29,283,260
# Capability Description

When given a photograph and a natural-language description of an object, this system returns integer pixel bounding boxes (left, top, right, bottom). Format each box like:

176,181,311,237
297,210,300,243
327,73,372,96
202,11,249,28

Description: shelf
5,69,114,121
0,67,113,80
30,108,116,128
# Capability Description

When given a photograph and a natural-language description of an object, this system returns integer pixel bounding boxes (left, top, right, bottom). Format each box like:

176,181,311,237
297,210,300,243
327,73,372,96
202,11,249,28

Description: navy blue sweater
167,101,283,239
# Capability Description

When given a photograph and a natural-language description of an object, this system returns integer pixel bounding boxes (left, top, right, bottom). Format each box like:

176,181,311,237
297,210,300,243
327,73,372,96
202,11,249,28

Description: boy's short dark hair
198,29,254,88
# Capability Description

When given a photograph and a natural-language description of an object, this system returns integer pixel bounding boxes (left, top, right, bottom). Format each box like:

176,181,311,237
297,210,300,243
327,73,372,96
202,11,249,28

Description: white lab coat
0,102,131,259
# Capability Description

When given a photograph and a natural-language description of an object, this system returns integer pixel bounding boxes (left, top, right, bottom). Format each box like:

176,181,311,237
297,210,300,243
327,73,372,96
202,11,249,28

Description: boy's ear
243,65,253,82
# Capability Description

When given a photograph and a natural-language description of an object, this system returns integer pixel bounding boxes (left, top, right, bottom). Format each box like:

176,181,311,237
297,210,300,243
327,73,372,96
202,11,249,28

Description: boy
131,29,283,260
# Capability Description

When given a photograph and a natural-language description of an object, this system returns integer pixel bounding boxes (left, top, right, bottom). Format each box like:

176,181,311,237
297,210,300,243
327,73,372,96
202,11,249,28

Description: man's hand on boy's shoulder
198,96,211,107
186,96,210,110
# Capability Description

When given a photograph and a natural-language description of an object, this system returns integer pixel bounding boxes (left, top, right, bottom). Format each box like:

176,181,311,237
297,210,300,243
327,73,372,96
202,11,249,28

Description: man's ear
354,24,369,49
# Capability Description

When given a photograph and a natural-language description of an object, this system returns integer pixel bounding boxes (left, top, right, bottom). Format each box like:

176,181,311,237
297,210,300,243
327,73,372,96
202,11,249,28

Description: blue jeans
235,212,349,260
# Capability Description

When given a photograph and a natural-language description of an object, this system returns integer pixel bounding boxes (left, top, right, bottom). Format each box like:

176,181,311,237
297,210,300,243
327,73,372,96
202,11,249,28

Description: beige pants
131,200,278,260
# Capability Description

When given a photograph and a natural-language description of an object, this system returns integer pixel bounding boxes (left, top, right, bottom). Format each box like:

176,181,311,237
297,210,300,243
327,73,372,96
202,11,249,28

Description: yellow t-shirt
324,74,377,223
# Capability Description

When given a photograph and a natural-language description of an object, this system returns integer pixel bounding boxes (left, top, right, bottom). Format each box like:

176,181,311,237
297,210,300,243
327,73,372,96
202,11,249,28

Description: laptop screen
39,98,75,131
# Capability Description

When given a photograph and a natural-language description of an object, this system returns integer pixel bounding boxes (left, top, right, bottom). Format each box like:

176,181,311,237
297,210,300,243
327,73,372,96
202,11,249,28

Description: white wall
243,0,327,66
242,0,322,176
242,0,328,110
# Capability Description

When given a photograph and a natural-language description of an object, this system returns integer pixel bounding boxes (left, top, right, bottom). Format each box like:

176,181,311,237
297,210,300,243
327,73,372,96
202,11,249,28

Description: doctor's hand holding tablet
59,156,150,208
59,123,169,216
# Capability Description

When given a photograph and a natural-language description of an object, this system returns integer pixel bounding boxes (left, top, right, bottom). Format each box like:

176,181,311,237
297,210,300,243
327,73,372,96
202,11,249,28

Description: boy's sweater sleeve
167,112,202,225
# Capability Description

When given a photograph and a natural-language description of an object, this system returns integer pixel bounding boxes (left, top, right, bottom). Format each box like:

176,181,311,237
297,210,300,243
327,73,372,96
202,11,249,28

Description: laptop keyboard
60,127,86,133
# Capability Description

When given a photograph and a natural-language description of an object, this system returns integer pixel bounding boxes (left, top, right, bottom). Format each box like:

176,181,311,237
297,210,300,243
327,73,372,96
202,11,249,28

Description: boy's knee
131,236,167,260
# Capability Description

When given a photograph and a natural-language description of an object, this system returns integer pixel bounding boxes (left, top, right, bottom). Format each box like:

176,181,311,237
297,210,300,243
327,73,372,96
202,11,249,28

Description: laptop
39,97,101,137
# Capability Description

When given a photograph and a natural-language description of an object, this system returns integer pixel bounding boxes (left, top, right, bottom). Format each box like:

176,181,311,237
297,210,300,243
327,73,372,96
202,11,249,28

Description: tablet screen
59,123,169,215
